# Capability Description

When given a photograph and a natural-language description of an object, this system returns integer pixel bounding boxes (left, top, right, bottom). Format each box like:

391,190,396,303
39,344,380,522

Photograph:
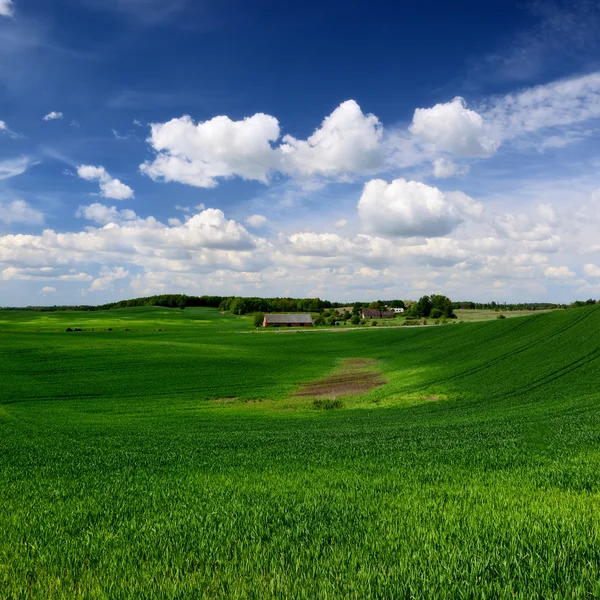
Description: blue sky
2,0,600,305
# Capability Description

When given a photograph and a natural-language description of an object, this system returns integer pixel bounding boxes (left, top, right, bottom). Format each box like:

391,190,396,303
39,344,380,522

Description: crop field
2,305,600,598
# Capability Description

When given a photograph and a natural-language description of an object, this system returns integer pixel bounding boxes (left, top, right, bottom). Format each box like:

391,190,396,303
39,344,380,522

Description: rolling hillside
1,306,600,597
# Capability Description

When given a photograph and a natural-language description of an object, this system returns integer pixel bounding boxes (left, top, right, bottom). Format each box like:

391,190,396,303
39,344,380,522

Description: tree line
452,301,570,310
2,294,597,313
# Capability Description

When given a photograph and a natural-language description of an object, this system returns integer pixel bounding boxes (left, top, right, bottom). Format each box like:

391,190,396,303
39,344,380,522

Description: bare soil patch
294,359,385,399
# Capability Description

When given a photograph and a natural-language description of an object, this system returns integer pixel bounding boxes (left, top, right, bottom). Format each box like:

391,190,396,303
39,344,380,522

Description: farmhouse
362,309,396,319
263,314,313,327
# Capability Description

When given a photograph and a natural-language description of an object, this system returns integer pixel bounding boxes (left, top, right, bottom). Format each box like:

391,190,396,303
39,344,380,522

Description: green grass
1,306,600,598
454,308,556,322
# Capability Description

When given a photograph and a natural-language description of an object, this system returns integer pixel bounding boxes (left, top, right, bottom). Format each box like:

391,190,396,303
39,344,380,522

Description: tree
409,295,433,318
391,299,405,309
253,313,264,327
313,315,325,326
430,294,455,318
350,315,360,325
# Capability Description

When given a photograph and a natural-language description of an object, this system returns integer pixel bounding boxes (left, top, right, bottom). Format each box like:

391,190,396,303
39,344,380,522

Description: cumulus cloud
0,0,13,17
494,204,558,246
141,100,385,188
90,266,129,291
245,214,268,228
76,203,138,225
43,111,63,121
0,208,259,278
583,264,600,278
279,100,383,180
77,165,134,200
410,97,499,158
432,157,468,178
140,113,280,188
544,265,575,278
286,232,358,257
0,200,44,225
357,178,482,237
40,286,56,295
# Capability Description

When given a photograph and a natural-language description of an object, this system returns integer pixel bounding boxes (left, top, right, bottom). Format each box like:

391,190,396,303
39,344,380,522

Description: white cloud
40,286,56,295
77,165,134,200
483,72,600,142
286,232,358,257
2,267,92,281
76,203,138,225
43,111,63,121
0,0,13,17
279,100,383,180
0,200,43,225
0,120,18,138
432,157,468,178
140,113,280,188
90,266,129,291
0,209,259,276
357,178,482,237
494,204,558,244
334,219,348,228
410,97,499,158
544,265,575,278
0,157,32,180
583,264,600,278
245,214,268,228
141,100,385,188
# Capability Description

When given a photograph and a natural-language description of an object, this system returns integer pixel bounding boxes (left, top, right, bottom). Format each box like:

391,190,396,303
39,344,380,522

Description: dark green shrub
313,399,344,410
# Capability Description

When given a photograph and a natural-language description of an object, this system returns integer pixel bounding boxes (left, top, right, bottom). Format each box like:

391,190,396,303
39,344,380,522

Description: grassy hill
1,306,600,597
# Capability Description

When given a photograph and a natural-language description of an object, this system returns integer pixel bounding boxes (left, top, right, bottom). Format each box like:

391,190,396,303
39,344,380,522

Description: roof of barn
264,314,313,324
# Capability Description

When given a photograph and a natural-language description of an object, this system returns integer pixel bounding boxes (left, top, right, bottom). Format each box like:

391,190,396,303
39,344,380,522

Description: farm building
263,314,313,327
362,309,396,319
392,307,405,313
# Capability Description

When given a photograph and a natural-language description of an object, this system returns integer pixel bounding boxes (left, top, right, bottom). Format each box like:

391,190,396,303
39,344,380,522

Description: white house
392,307,405,313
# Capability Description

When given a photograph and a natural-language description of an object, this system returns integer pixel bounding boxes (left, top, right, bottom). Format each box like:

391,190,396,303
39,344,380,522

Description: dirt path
293,358,386,399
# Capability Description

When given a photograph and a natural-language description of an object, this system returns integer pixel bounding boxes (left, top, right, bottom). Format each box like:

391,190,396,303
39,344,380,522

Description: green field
2,305,600,598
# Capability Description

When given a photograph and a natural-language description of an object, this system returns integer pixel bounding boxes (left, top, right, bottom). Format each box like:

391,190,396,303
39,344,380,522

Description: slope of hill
1,306,600,597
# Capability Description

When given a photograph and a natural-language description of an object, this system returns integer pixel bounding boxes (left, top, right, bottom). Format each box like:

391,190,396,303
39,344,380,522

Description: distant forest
1,294,594,314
